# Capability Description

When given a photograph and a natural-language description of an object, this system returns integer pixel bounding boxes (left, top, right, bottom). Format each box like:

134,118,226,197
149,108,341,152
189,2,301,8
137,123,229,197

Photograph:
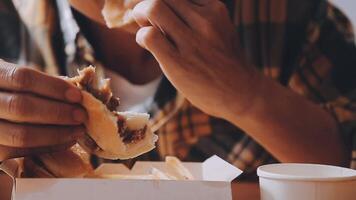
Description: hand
0,61,87,162
132,0,260,119
131,0,350,166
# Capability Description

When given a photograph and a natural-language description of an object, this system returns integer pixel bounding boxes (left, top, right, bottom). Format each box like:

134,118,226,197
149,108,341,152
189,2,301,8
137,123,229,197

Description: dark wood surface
0,174,260,200
232,182,260,200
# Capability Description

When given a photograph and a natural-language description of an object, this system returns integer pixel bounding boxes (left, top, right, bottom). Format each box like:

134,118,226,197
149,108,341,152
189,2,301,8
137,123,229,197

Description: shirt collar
55,0,100,76
55,0,80,53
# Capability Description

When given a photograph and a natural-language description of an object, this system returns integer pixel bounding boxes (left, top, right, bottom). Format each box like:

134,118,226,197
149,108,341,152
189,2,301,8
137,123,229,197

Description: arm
132,0,352,166
229,0,355,167
229,74,348,166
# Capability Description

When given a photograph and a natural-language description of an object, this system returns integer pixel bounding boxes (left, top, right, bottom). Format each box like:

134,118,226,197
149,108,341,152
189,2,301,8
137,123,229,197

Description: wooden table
232,182,260,200
0,173,260,200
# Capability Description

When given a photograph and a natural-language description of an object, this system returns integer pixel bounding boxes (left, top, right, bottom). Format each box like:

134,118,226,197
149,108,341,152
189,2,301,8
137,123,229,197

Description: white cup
257,163,356,200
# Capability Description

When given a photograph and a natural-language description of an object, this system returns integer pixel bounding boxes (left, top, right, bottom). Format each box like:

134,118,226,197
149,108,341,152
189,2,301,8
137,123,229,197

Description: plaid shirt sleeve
289,1,356,168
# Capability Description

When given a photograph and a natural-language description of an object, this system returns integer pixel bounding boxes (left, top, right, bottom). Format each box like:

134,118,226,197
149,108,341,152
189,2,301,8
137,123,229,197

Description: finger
162,0,204,29
163,0,230,33
0,61,82,103
165,0,232,43
0,120,85,148
22,157,55,178
136,26,187,86
136,26,177,65
0,142,75,161
132,0,191,48
0,92,87,125
189,0,216,6
124,0,142,8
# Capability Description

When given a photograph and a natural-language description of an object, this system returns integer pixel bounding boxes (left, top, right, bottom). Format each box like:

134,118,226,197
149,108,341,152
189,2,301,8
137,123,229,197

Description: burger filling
71,67,147,145
69,67,120,111
116,113,147,144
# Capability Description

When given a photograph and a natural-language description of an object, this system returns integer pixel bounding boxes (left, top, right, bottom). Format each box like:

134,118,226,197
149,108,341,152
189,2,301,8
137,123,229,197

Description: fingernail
65,88,82,103
136,28,147,48
73,109,87,123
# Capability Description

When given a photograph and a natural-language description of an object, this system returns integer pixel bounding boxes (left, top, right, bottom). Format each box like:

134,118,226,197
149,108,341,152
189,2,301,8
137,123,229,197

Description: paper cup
257,163,356,200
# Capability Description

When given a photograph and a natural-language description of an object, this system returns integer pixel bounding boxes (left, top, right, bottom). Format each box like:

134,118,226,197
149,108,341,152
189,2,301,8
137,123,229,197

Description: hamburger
66,66,158,160
22,66,157,178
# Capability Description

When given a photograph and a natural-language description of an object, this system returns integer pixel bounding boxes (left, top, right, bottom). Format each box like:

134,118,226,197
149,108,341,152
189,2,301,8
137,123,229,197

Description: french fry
90,156,195,181
150,168,177,180
94,174,156,180
165,156,194,180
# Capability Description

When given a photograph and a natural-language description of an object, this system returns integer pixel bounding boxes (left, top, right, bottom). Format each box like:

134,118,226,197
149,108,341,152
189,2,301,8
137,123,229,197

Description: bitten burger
22,66,157,178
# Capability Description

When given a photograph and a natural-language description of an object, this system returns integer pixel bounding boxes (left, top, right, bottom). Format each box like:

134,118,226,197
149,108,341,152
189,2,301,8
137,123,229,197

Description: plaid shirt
0,0,355,179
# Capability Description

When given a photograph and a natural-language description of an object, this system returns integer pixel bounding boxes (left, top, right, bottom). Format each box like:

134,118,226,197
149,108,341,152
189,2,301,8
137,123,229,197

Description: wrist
222,67,265,122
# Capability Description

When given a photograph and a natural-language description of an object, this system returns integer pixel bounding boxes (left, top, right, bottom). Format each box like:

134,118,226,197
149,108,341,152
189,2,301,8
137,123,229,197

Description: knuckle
0,151,8,162
10,67,34,90
199,19,214,34
138,27,160,46
212,0,226,13
53,127,72,143
53,105,72,123
7,94,30,117
53,130,63,143
146,0,162,19
54,102,79,125
0,145,8,161
10,126,30,147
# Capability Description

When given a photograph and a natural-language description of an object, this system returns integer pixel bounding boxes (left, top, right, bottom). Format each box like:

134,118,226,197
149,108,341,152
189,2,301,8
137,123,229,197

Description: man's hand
0,61,86,162
132,0,259,119
132,0,349,166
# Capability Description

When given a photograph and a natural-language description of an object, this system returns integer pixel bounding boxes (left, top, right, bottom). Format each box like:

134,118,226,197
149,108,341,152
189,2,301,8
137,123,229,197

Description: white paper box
1,155,242,200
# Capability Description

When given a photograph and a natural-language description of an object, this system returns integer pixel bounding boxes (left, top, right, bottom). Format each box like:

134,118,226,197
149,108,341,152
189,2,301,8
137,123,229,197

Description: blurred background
332,0,356,34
